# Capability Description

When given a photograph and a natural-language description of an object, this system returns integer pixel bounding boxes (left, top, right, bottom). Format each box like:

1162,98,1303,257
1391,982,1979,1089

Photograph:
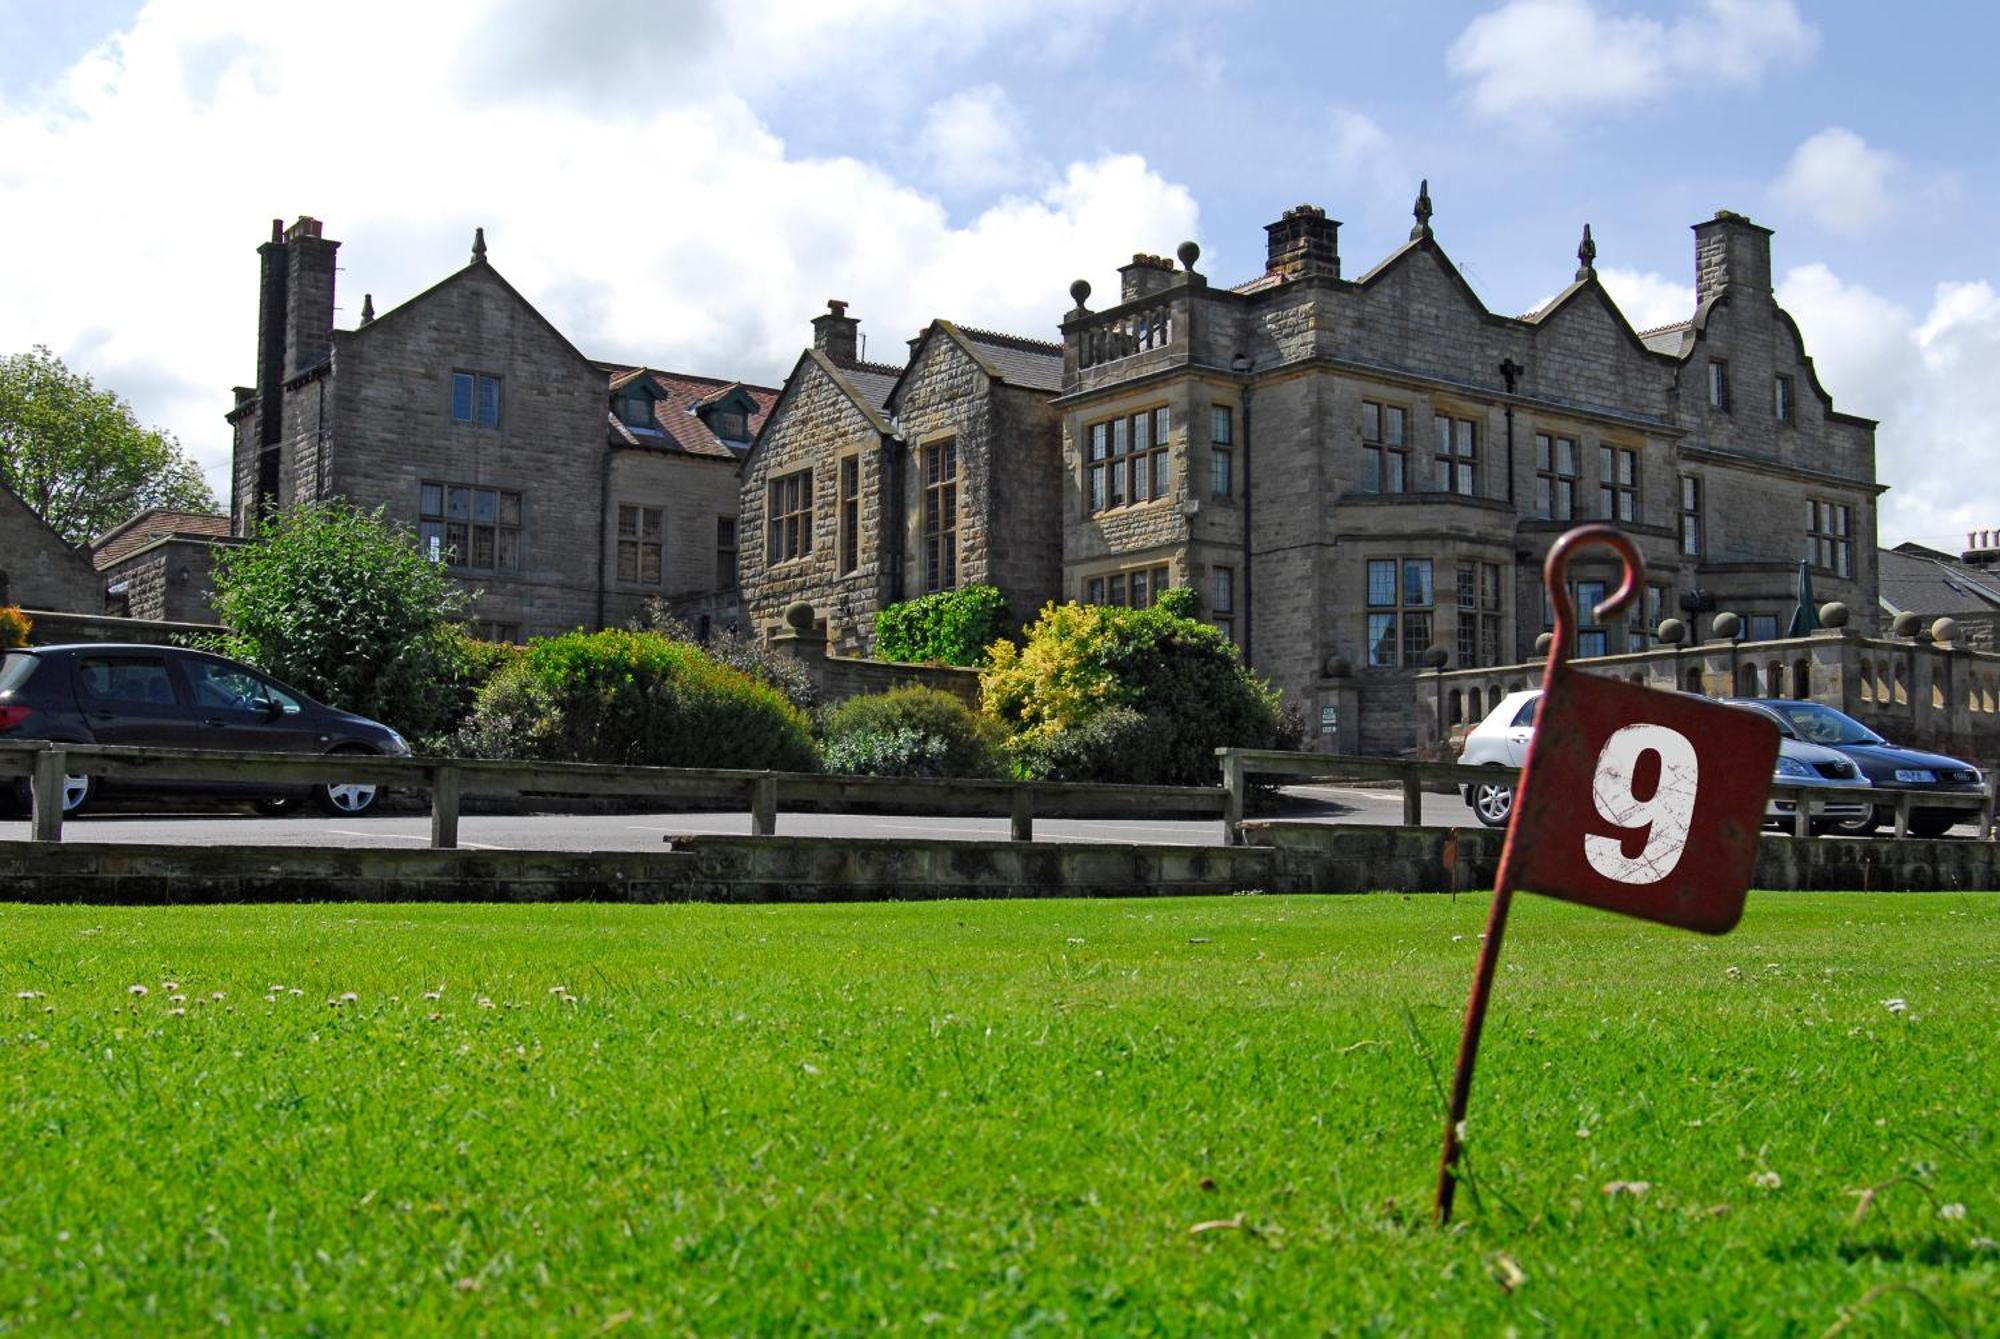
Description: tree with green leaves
209,501,470,740
0,345,217,545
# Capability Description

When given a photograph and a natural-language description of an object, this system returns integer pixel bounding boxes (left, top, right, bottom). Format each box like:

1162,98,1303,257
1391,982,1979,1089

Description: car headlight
385,729,410,756
1774,757,1811,778
1953,768,1982,784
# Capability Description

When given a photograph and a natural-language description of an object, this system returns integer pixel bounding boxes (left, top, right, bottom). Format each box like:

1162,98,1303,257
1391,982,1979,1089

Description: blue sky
1,0,1993,550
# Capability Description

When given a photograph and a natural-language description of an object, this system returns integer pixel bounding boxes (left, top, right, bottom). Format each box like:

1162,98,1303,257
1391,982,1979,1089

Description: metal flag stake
1433,524,1779,1225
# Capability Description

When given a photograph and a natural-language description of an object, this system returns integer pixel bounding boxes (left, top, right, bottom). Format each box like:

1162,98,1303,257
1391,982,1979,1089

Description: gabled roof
886,319,1063,411
1879,545,2000,615
91,509,232,569
593,363,781,461
351,258,597,372
741,348,901,478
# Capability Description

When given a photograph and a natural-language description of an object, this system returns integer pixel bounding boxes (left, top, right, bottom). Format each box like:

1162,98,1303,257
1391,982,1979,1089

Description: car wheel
312,749,380,817
1826,806,1881,836
59,773,94,815
253,796,307,817
1906,815,1958,840
1470,780,1514,828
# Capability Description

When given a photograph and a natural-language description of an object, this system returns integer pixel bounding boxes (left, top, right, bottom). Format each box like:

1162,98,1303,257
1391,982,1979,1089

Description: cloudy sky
2,0,1993,549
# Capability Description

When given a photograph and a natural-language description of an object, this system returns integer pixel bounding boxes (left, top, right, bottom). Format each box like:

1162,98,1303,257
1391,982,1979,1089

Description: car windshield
1763,701,1883,746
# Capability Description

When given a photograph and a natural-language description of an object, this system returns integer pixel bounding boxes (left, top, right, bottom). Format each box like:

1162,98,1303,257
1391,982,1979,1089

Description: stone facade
90,509,233,623
228,217,772,640
740,304,1063,654
0,482,100,614
1058,201,1882,753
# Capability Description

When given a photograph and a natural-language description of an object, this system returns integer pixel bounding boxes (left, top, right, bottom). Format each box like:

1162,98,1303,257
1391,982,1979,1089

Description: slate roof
839,360,904,412
1879,544,2000,615
952,325,1063,392
592,362,780,461
1636,321,1694,357
91,509,232,569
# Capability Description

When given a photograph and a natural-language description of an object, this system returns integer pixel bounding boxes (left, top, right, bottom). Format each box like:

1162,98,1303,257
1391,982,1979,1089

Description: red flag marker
1433,525,1777,1225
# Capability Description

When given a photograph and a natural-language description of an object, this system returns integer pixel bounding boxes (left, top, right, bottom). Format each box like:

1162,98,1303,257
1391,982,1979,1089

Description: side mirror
260,698,285,720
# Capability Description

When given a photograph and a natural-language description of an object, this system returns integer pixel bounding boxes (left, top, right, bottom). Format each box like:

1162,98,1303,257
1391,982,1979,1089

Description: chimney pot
812,300,860,366
1265,203,1341,279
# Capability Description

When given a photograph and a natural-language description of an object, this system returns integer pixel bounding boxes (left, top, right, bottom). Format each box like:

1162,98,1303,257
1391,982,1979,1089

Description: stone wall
769,622,982,707
100,536,233,624
739,354,894,653
21,609,227,646
601,451,743,633
0,487,99,614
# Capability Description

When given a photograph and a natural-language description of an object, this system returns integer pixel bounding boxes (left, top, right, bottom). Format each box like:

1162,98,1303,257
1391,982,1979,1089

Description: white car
1457,689,1873,831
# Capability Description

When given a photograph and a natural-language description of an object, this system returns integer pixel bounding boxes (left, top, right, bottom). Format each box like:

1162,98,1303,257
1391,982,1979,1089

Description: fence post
1792,788,1811,839
1010,786,1034,843
430,764,460,850
30,746,65,844
1982,779,1996,842
1221,752,1245,846
1402,766,1423,828
1893,791,1912,839
751,773,778,837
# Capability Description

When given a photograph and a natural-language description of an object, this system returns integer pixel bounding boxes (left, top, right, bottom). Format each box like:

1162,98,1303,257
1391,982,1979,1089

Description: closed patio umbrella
1784,559,1819,638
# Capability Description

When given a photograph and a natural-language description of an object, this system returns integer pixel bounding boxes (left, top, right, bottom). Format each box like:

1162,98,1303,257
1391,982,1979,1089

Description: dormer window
619,387,659,432
710,409,749,442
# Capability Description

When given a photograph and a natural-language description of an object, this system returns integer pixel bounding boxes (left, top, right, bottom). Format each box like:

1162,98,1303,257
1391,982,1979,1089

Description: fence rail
4,741,1990,851
0,742,1226,847
1213,747,1998,845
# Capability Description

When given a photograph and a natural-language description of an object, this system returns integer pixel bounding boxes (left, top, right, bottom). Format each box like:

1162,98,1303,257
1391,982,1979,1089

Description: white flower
423,991,442,1002
15,990,42,1000
287,987,304,996
1882,998,1908,1015
128,984,148,996
264,995,278,1004
166,1007,185,1017
549,985,568,995
1576,1126,1592,1139
161,981,179,992
1602,1181,1651,1198
1750,1171,1782,1189
169,994,187,1005
211,992,225,1001
1726,966,1741,979
1939,1203,1967,1221
339,992,358,1004
477,997,495,1010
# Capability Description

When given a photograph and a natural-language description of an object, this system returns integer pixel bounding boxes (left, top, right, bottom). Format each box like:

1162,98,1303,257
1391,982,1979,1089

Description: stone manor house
202,196,1881,754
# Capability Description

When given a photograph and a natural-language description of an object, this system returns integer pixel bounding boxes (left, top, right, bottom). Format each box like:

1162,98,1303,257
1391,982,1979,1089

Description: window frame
715,515,738,590
838,455,861,576
1365,556,1435,668
1534,432,1578,520
1361,400,1408,494
418,479,522,573
1433,413,1478,496
1679,474,1704,558
451,371,503,428
1774,374,1795,425
766,468,814,566
1806,498,1853,578
922,439,959,593
1708,358,1730,412
1210,404,1234,501
1083,563,1172,609
1598,443,1638,524
1454,560,1504,668
1085,406,1171,515
615,502,664,585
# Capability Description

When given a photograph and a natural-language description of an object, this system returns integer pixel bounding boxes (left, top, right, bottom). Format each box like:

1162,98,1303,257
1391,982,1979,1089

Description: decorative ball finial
1411,178,1434,241
1068,278,1092,310
1575,223,1596,280
471,227,487,264
1176,239,1201,272
360,294,375,325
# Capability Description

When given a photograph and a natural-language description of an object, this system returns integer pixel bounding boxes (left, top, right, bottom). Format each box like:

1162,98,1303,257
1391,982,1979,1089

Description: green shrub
820,727,954,778
426,630,525,751
818,685,1000,778
874,585,1012,667
983,597,1283,786
209,501,467,737
641,600,818,710
455,629,816,772
0,605,29,650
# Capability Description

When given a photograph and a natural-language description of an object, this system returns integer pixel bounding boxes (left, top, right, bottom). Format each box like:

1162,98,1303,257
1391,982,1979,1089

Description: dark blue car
1727,698,1983,838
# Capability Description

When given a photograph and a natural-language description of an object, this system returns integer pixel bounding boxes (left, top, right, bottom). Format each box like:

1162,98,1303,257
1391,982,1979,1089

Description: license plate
1895,769,1936,784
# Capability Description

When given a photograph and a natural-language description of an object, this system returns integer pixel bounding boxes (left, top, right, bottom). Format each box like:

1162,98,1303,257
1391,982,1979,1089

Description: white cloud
1448,0,1816,125
0,0,1189,500
1327,109,1404,203
1597,267,1695,331
1774,128,1899,236
1778,265,2000,548
913,85,1037,195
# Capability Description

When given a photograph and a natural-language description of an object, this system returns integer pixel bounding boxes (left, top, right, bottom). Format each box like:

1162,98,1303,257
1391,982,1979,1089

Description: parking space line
325,828,510,850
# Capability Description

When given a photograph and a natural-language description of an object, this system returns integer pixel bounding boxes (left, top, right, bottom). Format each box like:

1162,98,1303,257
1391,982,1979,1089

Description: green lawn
0,894,1994,1334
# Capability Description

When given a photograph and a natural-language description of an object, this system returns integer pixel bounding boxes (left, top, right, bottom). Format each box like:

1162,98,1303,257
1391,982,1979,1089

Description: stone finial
360,294,375,325
1411,178,1433,241
1891,610,1924,638
1656,617,1687,645
1711,611,1743,640
784,600,816,632
1932,616,1960,645
1818,601,1849,628
1068,278,1092,311
1176,239,1201,272
1534,631,1554,655
471,227,487,264
1575,223,1596,280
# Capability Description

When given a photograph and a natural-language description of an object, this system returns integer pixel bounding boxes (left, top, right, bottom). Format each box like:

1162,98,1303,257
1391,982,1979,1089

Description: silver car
1457,689,1872,831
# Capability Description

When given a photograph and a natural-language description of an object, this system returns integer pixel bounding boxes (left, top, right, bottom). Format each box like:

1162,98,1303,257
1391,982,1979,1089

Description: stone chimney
1118,253,1178,303
1964,529,2000,572
253,219,289,449
1693,210,1772,304
1265,204,1340,279
812,299,860,366
280,216,339,379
